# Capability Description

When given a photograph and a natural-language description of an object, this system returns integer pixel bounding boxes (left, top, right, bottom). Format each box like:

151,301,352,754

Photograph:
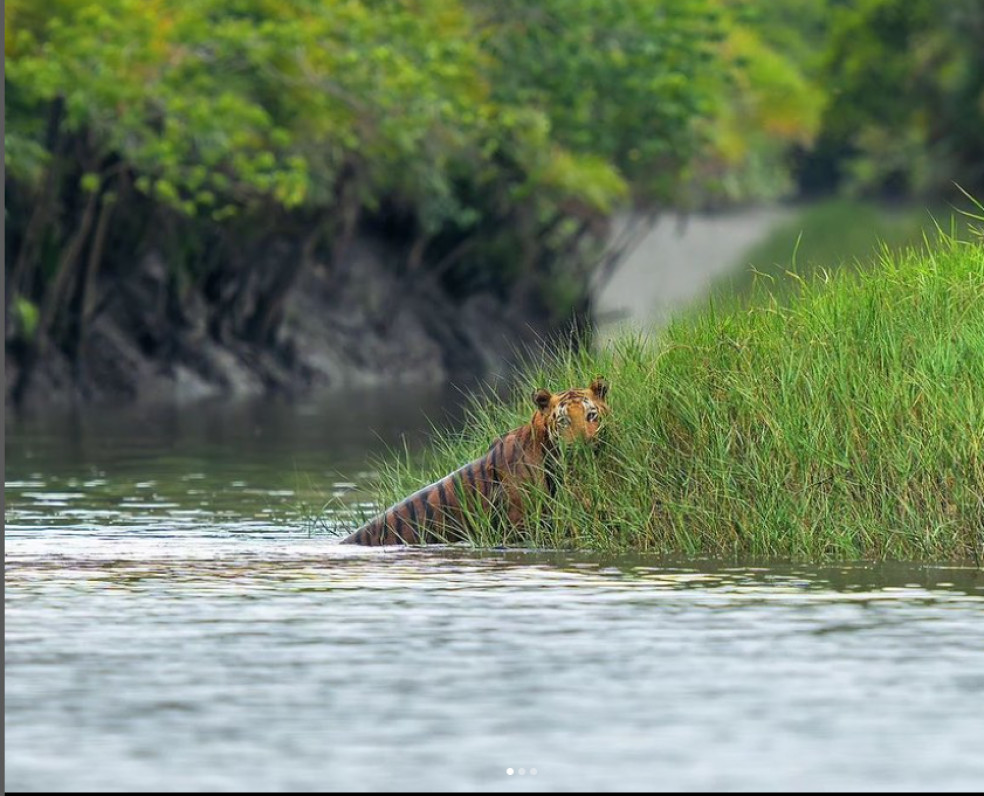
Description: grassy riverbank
370,225,983,563
713,199,978,304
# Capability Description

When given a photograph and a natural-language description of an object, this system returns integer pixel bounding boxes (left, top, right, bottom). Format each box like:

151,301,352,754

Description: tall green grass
369,225,984,563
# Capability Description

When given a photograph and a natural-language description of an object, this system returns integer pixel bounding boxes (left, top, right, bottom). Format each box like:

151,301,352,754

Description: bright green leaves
4,0,731,226
539,152,628,217
472,0,726,201
3,131,49,186
12,297,40,340
700,2,828,202
80,173,101,193
5,0,316,217
12,0,964,238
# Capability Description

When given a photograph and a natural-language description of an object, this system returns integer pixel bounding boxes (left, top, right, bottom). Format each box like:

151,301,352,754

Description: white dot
506,768,513,775
519,768,526,775
531,768,537,775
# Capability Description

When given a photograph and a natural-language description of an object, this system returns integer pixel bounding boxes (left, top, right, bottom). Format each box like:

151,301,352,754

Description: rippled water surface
6,391,984,792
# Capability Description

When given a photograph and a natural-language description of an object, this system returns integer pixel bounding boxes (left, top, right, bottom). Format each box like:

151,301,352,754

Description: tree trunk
36,183,101,355
406,231,429,274
74,188,117,364
328,162,363,291
430,237,478,278
245,225,319,345
6,101,66,318
589,209,658,294
12,182,100,405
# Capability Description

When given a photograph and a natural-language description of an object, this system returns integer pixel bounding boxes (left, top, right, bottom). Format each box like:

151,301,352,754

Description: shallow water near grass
6,390,984,792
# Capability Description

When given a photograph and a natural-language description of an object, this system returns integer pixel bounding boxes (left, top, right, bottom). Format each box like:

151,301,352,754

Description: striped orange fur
340,377,610,546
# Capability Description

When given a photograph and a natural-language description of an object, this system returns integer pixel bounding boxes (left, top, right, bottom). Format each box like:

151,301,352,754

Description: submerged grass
370,224,984,563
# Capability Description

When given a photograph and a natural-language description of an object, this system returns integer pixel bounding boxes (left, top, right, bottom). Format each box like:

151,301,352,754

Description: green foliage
7,0,983,223
6,0,737,357
696,0,984,202
368,231,984,562
8,0,982,389
714,199,978,303
817,0,984,197
7,0,303,216
693,0,827,203
473,0,725,200
3,131,50,186
4,0,661,226
12,297,40,340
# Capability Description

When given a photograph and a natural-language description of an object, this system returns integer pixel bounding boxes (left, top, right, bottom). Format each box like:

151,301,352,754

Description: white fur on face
548,397,600,442
549,403,570,440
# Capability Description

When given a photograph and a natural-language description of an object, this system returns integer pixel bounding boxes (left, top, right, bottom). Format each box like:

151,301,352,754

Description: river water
5,390,984,792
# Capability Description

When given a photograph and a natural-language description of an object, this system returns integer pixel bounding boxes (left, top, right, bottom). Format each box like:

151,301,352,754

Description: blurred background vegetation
5,0,984,401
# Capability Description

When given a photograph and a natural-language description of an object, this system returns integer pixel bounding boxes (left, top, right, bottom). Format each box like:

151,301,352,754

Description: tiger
339,377,610,546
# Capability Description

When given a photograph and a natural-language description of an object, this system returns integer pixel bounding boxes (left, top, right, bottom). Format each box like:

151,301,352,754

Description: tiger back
339,377,610,546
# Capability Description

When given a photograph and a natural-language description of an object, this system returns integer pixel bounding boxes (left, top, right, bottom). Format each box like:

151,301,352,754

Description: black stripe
471,461,488,498
418,490,434,528
382,513,397,545
488,440,500,479
506,436,518,467
435,480,453,530
370,514,386,545
393,510,408,544
405,498,419,538
544,468,557,498
457,464,474,509
463,462,477,494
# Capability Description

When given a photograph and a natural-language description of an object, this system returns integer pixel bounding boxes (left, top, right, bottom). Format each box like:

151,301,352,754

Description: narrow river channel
5,390,983,791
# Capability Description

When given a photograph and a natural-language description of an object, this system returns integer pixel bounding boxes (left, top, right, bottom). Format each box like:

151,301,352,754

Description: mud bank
5,235,559,408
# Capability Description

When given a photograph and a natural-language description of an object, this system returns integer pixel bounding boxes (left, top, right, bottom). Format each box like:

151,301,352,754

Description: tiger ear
589,376,608,401
532,388,552,412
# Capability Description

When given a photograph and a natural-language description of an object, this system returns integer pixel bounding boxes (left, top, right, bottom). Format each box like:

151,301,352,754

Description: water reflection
5,383,479,538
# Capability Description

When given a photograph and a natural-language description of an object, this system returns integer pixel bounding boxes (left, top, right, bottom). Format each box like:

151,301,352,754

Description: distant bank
5,234,558,408
594,206,794,339
7,206,795,409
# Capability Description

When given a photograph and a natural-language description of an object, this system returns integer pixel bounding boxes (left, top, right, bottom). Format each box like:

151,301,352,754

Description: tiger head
532,377,610,446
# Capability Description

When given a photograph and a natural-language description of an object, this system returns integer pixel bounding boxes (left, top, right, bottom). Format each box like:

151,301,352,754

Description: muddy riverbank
6,207,792,408
595,206,793,341
5,234,558,408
